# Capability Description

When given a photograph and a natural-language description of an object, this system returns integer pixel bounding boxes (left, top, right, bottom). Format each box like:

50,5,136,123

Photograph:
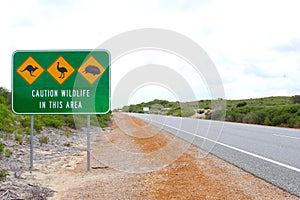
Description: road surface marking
136,115,300,173
272,134,300,140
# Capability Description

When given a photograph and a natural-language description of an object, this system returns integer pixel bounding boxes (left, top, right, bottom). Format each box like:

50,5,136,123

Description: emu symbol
56,62,67,79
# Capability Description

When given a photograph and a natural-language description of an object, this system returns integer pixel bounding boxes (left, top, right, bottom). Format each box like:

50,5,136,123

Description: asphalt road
130,113,300,197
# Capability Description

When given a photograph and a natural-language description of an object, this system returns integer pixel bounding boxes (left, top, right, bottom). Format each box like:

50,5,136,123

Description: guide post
30,115,34,170
87,115,91,171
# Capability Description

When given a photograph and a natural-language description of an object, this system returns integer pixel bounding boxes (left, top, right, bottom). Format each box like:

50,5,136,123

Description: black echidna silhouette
56,62,67,79
21,65,38,77
83,65,101,75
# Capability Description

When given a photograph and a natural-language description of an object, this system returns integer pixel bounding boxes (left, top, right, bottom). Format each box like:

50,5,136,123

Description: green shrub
0,96,5,104
64,131,72,138
34,121,44,132
166,107,181,116
16,129,23,134
0,104,14,133
42,116,62,128
212,110,226,120
225,104,300,127
14,134,23,145
15,128,31,136
167,109,175,116
129,104,143,113
0,87,11,105
20,116,43,132
287,116,300,128
204,105,210,109
96,112,112,128
242,112,260,124
24,127,31,135
198,109,205,114
71,114,111,129
0,169,10,182
236,102,247,107
264,117,272,126
39,136,49,145
226,110,244,122
64,115,76,129
0,142,5,153
291,95,300,104
5,149,12,158
20,116,30,127
181,106,195,117
295,119,300,128
273,113,290,127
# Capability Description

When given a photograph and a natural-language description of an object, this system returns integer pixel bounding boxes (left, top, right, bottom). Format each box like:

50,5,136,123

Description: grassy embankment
118,96,300,128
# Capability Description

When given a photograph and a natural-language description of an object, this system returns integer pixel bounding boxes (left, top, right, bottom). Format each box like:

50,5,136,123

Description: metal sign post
87,115,91,171
30,115,34,170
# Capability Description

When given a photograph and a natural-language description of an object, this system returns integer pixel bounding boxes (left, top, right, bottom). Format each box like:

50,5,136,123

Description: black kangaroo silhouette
56,62,67,79
21,65,38,77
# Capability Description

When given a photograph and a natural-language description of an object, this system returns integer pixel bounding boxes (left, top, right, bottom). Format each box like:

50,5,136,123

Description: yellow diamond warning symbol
17,56,44,85
78,56,106,84
47,56,75,84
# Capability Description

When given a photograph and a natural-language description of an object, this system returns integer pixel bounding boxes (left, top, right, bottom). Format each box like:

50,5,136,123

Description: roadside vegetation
117,96,300,128
0,86,114,198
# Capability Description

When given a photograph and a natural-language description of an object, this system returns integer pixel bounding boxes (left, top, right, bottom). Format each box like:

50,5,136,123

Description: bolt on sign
12,50,110,114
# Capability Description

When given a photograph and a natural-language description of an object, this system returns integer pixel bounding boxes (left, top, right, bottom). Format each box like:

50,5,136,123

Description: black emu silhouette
56,62,67,79
21,65,38,77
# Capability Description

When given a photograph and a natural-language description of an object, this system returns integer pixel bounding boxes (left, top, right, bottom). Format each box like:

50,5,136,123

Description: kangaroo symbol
21,65,38,77
56,62,67,79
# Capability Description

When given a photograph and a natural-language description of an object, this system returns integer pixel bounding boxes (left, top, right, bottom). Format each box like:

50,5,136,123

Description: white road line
136,115,300,173
272,134,300,140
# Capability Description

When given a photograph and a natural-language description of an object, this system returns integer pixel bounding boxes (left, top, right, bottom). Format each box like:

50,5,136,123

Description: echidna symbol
83,65,101,75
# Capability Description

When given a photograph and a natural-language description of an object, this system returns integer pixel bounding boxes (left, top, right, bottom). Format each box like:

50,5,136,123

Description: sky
1,0,300,108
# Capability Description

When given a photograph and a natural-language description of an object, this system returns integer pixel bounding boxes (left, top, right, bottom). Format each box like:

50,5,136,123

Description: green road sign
12,50,110,114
